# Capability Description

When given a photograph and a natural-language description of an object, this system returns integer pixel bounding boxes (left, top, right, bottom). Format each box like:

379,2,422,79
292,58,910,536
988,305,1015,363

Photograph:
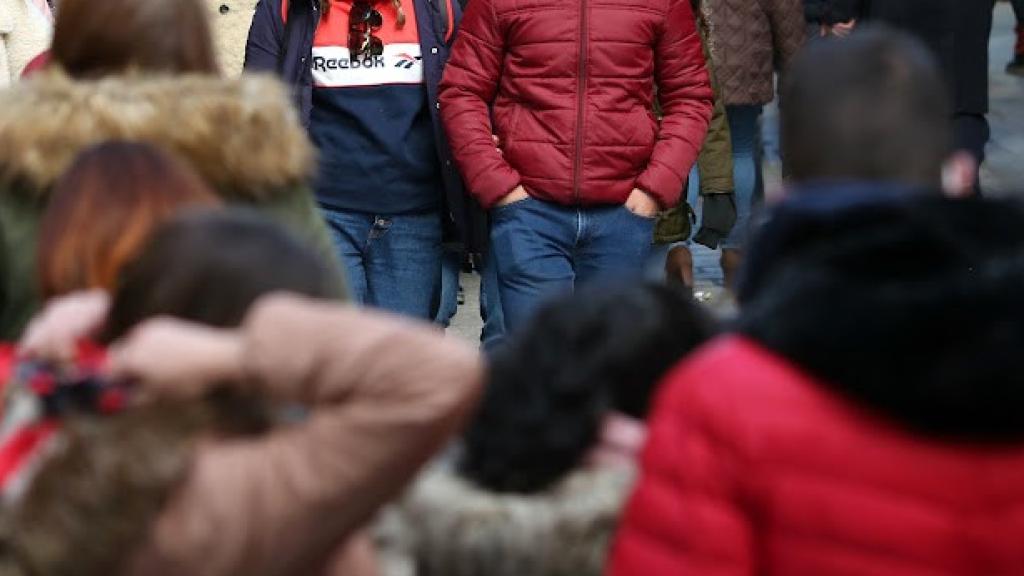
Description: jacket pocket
637,109,658,148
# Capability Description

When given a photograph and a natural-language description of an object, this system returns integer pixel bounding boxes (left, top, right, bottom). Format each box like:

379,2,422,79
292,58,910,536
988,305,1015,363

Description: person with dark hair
7,210,482,576
609,197,1024,576
0,0,344,340
50,0,218,76
862,0,996,189
800,0,996,185
35,142,222,302
779,27,957,192
102,210,340,341
378,283,716,576
608,28,1024,576
245,0,475,321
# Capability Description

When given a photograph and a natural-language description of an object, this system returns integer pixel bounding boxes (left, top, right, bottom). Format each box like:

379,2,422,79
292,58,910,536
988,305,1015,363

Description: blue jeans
437,251,462,327
722,104,764,251
436,251,506,348
479,250,506,349
322,207,442,320
491,197,654,333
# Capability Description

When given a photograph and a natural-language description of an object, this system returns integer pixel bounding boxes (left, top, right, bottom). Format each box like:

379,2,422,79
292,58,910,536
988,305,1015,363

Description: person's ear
941,151,978,198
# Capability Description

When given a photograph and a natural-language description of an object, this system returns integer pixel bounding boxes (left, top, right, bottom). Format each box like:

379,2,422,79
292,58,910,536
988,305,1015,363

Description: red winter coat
610,337,1024,576
439,0,713,210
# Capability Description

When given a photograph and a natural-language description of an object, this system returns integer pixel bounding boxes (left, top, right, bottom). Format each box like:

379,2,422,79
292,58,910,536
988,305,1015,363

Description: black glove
692,193,737,250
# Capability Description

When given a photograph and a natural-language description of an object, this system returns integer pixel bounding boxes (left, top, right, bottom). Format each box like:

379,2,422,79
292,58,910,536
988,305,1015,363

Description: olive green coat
654,1,734,244
0,72,345,339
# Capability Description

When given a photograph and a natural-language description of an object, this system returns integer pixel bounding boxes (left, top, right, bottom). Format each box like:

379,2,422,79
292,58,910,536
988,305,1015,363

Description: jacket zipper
572,0,588,204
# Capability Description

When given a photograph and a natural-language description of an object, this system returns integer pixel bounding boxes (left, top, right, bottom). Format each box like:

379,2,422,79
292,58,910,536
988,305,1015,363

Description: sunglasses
349,0,384,60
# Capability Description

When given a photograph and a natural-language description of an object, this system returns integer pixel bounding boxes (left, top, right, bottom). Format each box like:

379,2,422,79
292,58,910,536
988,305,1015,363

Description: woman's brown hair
37,142,221,300
51,0,219,78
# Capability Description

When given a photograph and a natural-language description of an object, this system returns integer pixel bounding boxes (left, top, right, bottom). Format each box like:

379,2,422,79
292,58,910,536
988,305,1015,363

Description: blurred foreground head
103,210,339,341
38,142,220,300
4,212,338,576
781,26,951,190
51,0,218,77
461,283,716,493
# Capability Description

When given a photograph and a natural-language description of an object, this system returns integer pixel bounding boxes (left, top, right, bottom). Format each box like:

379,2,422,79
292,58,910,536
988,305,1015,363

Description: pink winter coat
125,296,483,576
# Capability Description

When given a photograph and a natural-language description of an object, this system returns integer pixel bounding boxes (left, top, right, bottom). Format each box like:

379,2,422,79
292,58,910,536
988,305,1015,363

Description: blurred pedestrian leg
720,104,764,291
1009,0,1024,75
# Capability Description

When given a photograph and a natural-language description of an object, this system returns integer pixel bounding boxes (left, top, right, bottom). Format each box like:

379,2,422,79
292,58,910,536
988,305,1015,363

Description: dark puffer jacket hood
737,189,1024,441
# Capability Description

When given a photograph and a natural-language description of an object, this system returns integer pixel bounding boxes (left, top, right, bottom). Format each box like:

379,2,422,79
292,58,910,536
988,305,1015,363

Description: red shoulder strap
445,0,455,43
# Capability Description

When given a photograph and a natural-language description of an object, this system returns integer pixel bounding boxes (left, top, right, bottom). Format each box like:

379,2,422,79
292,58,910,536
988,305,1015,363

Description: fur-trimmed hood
738,188,1024,441
377,468,633,576
0,70,314,199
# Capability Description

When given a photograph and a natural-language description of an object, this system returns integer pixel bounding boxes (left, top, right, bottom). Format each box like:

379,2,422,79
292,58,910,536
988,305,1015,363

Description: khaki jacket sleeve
653,3,731,245
695,5,734,197
133,296,483,576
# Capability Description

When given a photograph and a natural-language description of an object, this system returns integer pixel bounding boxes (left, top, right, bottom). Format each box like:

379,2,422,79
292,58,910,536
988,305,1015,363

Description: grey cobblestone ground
450,4,1024,340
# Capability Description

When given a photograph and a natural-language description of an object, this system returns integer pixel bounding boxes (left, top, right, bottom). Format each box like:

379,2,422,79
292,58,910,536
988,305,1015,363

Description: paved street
449,4,1024,341
984,2,1024,196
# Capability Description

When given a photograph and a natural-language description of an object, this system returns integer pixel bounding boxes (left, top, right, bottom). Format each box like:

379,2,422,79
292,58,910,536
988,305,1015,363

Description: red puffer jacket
610,337,1024,576
439,0,713,210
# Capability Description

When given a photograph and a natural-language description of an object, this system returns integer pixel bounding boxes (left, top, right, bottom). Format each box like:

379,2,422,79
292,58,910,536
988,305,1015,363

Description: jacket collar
737,190,1024,441
0,70,315,200
737,181,930,303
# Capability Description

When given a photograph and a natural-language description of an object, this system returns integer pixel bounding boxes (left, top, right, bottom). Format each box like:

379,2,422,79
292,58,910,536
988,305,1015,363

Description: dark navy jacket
245,0,486,251
804,0,993,115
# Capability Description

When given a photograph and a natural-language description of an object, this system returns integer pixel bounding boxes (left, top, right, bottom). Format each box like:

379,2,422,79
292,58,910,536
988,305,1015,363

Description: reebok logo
394,53,423,70
311,44,423,88
313,55,386,72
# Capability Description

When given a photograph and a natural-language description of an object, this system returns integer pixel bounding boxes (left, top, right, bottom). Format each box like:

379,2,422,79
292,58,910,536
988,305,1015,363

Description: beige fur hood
377,468,634,576
0,71,315,199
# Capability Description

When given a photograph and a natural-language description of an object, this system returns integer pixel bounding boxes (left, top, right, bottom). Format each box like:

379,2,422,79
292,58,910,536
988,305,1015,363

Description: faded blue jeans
722,104,765,251
490,197,654,334
322,207,442,320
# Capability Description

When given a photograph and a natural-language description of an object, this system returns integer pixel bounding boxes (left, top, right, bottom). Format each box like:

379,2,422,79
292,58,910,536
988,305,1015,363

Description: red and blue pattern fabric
0,342,126,503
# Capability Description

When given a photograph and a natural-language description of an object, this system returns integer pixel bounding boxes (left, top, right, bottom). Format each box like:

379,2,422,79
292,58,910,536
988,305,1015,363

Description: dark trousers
954,113,990,166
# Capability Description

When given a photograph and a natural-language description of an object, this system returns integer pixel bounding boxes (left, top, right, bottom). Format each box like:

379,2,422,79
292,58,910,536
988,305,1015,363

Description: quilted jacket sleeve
696,5,733,197
768,0,806,75
608,360,755,576
438,0,521,209
635,0,713,210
